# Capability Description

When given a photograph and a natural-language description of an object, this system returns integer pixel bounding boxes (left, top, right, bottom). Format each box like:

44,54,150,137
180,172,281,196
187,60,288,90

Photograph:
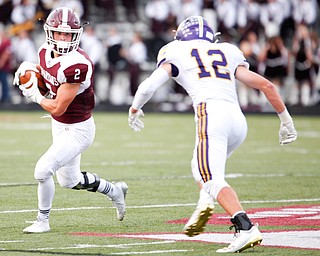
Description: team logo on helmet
175,16,214,43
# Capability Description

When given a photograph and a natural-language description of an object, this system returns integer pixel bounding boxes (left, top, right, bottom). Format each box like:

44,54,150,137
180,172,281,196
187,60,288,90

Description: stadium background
0,0,320,116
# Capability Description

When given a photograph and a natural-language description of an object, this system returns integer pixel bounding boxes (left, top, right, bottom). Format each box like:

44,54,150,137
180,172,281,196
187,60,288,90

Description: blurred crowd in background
0,0,320,112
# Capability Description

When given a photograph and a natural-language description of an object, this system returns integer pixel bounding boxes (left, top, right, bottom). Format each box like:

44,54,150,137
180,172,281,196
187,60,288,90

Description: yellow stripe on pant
197,102,211,183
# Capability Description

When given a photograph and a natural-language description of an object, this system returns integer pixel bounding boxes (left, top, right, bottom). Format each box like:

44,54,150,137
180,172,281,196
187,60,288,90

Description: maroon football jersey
38,43,95,124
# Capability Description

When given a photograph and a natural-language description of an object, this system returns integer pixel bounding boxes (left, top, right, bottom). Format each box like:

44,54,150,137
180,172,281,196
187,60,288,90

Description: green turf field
0,111,319,255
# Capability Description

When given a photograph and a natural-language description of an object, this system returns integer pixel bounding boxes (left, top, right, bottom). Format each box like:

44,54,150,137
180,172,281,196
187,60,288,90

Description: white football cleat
23,219,50,233
183,204,214,237
216,224,262,253
110,182,128,221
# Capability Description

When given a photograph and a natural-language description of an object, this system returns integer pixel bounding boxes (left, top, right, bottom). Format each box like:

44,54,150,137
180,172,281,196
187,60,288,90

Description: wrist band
278,109,292,124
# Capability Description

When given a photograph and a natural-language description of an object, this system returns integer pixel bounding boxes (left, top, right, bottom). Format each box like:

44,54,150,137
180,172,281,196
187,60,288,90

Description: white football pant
191,100,247,199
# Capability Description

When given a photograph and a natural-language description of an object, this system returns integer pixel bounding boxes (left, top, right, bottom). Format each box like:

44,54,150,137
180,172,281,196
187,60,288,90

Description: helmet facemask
44,25,83,54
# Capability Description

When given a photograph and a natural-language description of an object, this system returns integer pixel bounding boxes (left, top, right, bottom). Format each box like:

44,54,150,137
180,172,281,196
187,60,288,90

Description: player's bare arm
236,65,297,144
40,82,80,116
235,66,285,113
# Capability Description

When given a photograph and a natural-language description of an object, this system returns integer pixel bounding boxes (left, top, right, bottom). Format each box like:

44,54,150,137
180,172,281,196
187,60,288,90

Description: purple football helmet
174,16,214,42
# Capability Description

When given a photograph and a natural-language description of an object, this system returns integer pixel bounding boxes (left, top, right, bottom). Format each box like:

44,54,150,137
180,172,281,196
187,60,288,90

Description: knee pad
202,178,230,200
34,158,55,182
72,172,100,192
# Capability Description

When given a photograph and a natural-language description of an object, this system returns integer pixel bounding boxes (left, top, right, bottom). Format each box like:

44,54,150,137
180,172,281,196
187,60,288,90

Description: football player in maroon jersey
14,7,128,233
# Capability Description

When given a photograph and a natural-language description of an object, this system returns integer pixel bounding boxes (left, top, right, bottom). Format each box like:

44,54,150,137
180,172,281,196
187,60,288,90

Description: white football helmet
44,7,83,54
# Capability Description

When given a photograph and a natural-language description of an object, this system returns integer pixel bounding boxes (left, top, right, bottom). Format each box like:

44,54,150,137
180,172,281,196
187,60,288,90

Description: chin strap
214,32,221,43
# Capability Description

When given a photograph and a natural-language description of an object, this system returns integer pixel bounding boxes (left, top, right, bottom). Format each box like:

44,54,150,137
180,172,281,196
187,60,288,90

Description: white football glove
128,107,145,132
18,76,44,104
279,121,297,145
13,61,39,86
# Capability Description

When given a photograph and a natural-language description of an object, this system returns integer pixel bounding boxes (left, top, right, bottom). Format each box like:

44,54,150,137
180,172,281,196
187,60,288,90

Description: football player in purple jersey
14,7,128,233
128,16,297,253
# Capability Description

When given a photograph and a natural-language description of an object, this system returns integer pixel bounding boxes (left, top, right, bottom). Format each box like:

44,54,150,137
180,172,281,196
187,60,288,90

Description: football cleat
110,182,128,221
23,219,50,233
183,204,214,237
216,224,263,253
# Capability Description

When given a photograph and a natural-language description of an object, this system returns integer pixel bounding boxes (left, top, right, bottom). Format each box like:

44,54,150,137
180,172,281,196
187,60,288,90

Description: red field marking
70,205,320,250
70,229,320,250
168,204,320,227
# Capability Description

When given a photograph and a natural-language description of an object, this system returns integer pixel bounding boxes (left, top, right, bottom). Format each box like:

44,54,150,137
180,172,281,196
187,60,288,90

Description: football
19,70,49,96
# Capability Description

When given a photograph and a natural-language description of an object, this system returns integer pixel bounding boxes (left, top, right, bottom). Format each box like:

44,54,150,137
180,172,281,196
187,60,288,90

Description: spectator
11,28,38,103
80,24,105,102
121,0,138,22
0,23,12,104
239,0,261,40
260,0,285,34
0,0,13,25
105,26,127,103
123,31,147,98
145,0,171,37
292,23,316,106
292,0,318,30
50,0,84,18
176,0,202,25
214,0,237,42
145,0,173,61
80,24,104,74
258,24,289,106
278,0,295,47
38,0,54,18
237,33,261,110
10,0,38,36
95,0,116,21
11,29,38,65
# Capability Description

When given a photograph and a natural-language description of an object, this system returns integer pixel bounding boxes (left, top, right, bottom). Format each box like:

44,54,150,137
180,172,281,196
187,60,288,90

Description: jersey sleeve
228,43,250,70
64,63,88,84
156,41,176,68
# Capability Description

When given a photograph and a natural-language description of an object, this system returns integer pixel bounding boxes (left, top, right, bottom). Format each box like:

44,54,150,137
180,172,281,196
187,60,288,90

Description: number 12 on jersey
191,49,231,80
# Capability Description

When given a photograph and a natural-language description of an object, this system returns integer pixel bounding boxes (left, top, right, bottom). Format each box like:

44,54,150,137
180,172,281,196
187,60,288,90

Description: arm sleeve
131,67,170,110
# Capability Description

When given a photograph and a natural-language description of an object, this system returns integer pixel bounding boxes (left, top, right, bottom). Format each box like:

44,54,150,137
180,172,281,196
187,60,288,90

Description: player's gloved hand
278,109,297,145
18,76,44,104
279,121,297,145
128,107,144,132
13,61,38,86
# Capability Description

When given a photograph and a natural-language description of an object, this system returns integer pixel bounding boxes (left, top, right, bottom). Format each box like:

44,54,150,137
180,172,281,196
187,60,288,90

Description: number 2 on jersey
191,49,231,80
74,68,80,80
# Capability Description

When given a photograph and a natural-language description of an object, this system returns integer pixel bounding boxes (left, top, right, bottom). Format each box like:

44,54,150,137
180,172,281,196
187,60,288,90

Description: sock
38,209,50,222
37,177,55,222
97,178,116,197
232,211,245,219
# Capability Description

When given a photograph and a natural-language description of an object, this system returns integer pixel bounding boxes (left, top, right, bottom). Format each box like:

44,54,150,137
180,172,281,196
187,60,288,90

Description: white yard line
34,241,193,255
36,240,176,250
0,241,24,243
0,172,318,187
110,249,192,255
0,198,319,214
